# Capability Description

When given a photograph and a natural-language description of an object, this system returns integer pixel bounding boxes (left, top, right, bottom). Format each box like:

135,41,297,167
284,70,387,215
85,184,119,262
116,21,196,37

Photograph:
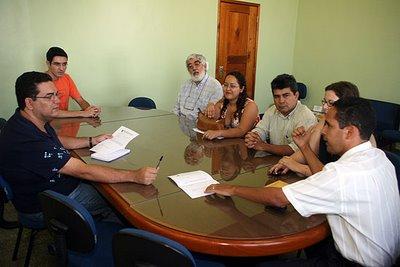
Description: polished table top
55,107,329,257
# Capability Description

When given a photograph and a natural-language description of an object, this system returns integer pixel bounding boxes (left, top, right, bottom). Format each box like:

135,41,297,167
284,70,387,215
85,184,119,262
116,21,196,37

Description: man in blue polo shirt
0,71,158,225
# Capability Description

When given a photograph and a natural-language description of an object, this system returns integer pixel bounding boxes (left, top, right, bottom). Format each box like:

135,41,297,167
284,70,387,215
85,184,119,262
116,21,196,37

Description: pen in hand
156,155,164,169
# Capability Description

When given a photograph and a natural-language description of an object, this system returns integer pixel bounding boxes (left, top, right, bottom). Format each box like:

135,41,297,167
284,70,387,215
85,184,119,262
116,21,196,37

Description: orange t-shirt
53,74,82,110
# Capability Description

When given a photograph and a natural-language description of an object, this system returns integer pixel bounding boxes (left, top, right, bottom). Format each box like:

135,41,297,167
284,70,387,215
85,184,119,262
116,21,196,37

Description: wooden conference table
55,107,330,257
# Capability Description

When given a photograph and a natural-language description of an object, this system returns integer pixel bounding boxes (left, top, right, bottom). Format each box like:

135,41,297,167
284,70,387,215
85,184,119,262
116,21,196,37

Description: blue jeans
19,182,120,227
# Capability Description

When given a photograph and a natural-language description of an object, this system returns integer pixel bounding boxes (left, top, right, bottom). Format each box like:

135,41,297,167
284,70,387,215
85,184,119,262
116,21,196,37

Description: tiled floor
0,203,56,266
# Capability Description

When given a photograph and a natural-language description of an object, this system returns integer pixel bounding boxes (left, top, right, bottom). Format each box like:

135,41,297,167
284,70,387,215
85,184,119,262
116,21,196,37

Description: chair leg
12,225,23,261
0,193,18,229
24,229,38,267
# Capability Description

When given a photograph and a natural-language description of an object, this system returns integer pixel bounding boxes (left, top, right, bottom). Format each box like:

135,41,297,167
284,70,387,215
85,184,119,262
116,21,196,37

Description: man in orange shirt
46,47,101,118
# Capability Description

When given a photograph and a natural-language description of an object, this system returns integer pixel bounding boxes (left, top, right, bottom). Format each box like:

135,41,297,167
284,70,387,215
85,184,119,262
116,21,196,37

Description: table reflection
52,117,102,137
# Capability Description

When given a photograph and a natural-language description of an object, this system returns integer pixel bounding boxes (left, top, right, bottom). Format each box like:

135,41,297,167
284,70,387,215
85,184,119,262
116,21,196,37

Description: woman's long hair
220,71,247,122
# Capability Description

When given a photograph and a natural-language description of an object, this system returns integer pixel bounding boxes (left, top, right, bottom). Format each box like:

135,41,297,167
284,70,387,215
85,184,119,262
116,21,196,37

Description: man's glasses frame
34,92,60,101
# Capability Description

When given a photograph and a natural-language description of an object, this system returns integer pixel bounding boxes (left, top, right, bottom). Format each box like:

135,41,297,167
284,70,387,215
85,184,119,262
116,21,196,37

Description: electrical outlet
313,105,323,113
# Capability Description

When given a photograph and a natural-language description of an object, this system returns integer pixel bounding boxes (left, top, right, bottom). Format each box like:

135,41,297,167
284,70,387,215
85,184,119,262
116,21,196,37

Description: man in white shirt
206,97,400,266
172,53,223,119
245,74,316,156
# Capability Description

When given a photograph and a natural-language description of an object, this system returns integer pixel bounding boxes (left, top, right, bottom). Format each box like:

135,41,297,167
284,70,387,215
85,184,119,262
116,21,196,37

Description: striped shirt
283,142,400,266
173,74,223,119
252,101,317,151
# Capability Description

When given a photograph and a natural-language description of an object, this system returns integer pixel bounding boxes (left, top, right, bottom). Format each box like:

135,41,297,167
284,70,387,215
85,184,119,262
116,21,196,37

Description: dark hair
46,47,68,62
15,71,53,109
325,81,359,98
333,97,376,140
271,74,298,93
220,71,247,122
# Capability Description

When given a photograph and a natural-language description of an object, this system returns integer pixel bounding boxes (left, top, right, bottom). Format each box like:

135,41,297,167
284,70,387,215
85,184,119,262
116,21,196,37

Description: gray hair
186,53,208,71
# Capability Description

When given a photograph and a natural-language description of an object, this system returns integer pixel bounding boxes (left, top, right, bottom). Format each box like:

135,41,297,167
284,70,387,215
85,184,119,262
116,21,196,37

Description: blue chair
0,118,6,132
384,150,400,191
112,228,225,267
297,82,307,100
128,97,156,110
367,99,400,148
0,174,18,229
0,175,44,266
39,190,123,266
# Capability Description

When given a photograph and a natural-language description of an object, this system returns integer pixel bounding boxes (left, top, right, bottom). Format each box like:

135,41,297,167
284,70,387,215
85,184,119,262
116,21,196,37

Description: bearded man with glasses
172,53,223,119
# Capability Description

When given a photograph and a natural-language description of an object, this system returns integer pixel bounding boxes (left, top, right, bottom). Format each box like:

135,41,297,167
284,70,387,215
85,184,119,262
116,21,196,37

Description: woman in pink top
202,71,259,140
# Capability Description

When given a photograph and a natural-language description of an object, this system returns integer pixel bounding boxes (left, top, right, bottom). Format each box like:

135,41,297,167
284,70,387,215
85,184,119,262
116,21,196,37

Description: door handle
218,66,225,79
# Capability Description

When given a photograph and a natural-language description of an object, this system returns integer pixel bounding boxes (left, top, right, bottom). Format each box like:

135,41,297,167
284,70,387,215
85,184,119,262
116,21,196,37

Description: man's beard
191,71,206,82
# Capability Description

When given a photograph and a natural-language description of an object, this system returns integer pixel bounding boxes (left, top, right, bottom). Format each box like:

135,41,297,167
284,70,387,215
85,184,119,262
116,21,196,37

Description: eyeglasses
34,92,60,101
222,83,240,89
321,98,335,107
187,60,203,71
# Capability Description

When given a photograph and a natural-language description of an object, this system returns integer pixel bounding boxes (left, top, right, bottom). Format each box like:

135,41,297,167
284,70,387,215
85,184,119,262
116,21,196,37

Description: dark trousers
256,237,361,267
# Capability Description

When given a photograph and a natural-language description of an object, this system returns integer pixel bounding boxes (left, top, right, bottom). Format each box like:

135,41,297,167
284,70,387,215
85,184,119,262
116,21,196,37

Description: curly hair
219,71,247,122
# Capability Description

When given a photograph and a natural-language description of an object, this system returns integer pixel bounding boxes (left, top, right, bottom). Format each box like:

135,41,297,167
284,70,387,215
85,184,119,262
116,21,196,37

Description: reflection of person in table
217,142,248,181
206,97,400,266
202,71,259,140
51,117,102,137
184,140,205,165
0,72,159,226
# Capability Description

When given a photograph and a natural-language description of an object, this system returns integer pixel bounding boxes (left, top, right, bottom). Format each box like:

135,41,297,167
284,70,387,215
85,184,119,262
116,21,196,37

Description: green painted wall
293,0,400,108
0,0,298,119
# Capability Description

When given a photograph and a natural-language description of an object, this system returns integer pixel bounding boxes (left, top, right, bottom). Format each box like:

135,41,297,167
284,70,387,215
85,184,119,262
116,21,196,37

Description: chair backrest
384,150,400,191
113,228,196,267
0,118,6,132
128,97,156,110
39,190,97,253
297,82,307,100
0,174,13,201
368,99,400,133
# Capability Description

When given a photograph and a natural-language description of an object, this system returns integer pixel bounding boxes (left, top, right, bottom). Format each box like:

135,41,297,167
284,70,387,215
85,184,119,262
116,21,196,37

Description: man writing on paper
0,72,158,225
45,46,101,118
206,97,400,266
244,74,316,156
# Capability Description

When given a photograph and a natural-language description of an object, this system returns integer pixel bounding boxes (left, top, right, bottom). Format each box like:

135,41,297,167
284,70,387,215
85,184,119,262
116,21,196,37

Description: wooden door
216,0,260,99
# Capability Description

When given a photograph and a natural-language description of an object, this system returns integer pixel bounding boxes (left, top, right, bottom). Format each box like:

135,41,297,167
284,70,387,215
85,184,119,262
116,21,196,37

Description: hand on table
92,134,113,145
203,130,222,140
244,132,262,149
205,184,236,196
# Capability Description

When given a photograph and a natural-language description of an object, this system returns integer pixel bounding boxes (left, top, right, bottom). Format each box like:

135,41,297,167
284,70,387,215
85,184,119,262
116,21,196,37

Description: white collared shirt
172,74,223,119
283,142,400,266
252,101,317,151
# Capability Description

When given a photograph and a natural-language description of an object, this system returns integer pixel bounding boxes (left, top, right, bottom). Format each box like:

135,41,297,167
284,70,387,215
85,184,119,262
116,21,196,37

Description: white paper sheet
90,126,139,154
169,170,219,198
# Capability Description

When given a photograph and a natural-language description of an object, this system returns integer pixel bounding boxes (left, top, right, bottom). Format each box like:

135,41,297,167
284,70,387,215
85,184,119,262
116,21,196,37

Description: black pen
156,155,164,169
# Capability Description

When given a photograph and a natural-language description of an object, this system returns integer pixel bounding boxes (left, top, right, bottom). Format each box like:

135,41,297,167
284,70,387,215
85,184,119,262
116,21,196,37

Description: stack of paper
90,126,138,162
169,170,219,198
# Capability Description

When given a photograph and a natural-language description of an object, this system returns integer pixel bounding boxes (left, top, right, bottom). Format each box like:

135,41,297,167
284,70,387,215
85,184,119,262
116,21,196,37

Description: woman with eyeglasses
269,81,376,177
202,71,259,140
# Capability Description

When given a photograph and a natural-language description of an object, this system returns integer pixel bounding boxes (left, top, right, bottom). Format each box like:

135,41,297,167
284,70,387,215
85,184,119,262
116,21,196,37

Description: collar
191,73,209,87
339,141,372,161
276,101,300,119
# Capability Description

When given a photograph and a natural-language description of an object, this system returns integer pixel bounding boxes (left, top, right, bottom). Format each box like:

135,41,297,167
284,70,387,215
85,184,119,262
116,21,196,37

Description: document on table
265,180,288,188
168,170,219,198
90,126,139,162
